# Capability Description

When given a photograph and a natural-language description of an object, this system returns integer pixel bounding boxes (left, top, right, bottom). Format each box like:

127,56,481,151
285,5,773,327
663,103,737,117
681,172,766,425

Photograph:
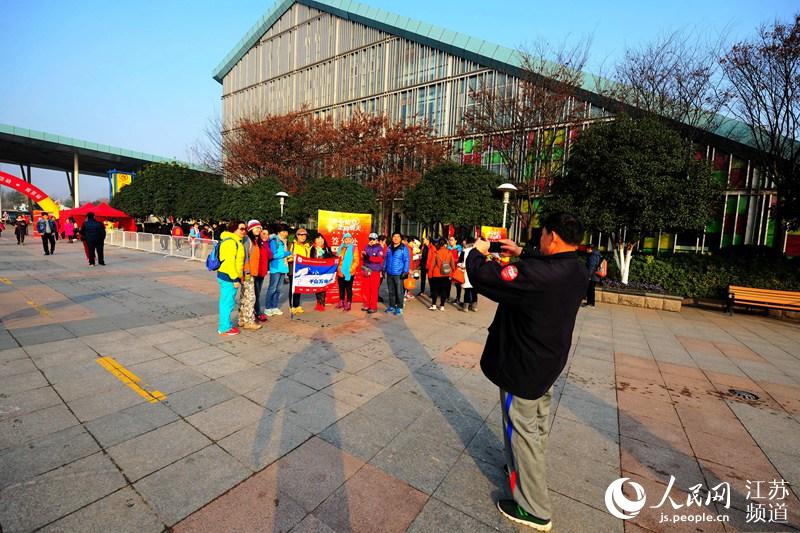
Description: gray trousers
500,387,553,520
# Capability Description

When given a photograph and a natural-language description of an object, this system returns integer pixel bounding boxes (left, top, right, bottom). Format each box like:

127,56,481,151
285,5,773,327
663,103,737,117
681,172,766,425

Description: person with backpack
584,244,602,307
247,221,271,322
427,237,455,311
266,223,291,316
310,234,334,311
215,220,247,336
171,222,184,251
383,232,410,315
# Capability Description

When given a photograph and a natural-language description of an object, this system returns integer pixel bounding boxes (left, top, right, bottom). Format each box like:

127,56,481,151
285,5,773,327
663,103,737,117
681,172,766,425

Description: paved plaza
1,237,799,533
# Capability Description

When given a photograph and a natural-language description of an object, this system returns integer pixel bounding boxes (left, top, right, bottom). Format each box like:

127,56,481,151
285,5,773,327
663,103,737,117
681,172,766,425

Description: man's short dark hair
87,212,95,220
391,231,402,239
464,236,476,245
542,212,584,245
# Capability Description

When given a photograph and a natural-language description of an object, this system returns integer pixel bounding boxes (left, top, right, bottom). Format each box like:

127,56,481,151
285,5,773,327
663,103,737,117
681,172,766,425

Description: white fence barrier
105,229,217,262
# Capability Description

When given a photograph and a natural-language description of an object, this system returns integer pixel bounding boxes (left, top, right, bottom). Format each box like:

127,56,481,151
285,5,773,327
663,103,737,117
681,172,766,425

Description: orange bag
451,267,465,285
404,277,416,290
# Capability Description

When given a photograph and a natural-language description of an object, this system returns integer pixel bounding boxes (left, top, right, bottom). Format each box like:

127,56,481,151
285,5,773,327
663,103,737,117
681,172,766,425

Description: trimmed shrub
602,252,800,299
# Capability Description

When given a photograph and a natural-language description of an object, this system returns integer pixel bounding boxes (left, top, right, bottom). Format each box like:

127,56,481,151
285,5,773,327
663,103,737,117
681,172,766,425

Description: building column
73,153,80,207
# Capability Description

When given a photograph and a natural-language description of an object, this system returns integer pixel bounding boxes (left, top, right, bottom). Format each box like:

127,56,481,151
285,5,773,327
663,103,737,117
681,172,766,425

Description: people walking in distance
288,228,311,314
361,232,385,314
159,223,170,251
427,237,455,311
310,234,334,312
584,244,602,307
266,223,291,316
448,236,463,306
81,212,107,267
216,220,246,336
0,219,5,238
459,237,479,312
467,212,588,532
37,212,58,255
383,232,410,315
189,222,201,258
14,215,27,245
336,232,360,311
418,236,431,297
63,217,77,243
247,221,271,323
171,222,184,250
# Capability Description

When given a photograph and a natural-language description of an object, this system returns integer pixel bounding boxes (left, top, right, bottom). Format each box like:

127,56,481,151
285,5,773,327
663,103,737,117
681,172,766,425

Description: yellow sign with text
115,173,133,193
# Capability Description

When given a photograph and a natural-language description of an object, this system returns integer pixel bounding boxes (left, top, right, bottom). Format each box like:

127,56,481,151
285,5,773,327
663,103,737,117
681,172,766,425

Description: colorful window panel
721,195,737,247
712,151,729,186
728,157,747,188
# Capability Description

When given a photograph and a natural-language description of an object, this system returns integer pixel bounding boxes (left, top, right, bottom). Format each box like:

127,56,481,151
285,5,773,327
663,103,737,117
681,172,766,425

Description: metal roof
0,123,212,176
212,0,761,152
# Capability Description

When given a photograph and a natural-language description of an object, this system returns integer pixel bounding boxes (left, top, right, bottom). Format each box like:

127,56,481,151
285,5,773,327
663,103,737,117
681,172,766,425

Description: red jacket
428,246,455,278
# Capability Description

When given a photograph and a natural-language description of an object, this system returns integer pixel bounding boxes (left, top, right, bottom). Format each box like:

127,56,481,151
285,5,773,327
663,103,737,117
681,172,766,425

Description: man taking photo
466,212,588,531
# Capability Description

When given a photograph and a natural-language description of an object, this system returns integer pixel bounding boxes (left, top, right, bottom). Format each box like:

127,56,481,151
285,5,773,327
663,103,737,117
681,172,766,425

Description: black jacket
81,219,106,242
466,250,588,400
586,250,602,283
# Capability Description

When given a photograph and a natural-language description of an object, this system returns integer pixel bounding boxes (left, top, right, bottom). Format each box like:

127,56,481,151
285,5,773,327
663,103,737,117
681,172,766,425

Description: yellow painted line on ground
96,357,166,403
0,277,12,285
26,300,51,317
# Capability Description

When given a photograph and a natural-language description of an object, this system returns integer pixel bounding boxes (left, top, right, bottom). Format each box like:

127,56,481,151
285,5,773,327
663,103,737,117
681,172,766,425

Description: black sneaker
496,500,552,531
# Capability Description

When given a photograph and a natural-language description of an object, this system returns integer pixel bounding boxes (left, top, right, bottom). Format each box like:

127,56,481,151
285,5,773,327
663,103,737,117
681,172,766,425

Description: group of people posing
212,219,481,336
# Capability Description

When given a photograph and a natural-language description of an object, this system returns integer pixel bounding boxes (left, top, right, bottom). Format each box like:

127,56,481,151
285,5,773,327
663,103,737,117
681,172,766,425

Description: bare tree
599,31,732,135
462,39,591,237
721,14,800,233
189,115,225,175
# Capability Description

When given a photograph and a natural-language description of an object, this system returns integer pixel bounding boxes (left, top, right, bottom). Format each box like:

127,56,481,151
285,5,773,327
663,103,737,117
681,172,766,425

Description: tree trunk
613,241,634,285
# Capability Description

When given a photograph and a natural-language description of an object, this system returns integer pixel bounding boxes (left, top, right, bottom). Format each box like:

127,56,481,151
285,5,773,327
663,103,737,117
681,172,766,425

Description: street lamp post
497,183,518,229
275,191,289,218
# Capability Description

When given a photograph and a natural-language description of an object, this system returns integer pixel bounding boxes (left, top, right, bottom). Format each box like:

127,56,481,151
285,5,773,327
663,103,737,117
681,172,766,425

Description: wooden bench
727,285,800,315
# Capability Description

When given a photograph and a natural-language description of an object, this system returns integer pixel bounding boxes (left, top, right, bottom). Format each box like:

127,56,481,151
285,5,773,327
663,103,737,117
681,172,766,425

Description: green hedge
605,252,800,299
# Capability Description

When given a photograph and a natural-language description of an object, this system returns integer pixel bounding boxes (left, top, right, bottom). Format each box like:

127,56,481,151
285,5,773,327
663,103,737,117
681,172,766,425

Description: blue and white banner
292,256,339,293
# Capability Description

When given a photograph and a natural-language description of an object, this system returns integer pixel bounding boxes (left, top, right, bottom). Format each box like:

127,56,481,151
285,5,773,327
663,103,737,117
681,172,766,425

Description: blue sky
0,0,796,201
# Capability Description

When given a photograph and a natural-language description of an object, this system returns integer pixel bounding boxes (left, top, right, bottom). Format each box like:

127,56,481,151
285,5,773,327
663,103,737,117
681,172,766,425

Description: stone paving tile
551,490,623,533
318,410,404,462
39,487,165,533
0,356,36,378
320,373,387,407
0,452,127,532
407,497,497,533
172,462,308,533
67,384,148,423
288,363,349,390
217,412,312,471
0,369,48,396
172,345,230,366
244,376,317,411
0,424,100,491
620,435,704,492
0,384,62,420
144,367,210,395
195,354,256,379
186,396,265,441
313,463,428,533
284,391,359,434
108,419,212,481
162,380,237,417
0,403,80,450
0,347,28,362
128,355,186,378
84,401,180,448
290,514,339,533
354,358,411,387
134,444,251,526
215,366,280,394
371,429,462,494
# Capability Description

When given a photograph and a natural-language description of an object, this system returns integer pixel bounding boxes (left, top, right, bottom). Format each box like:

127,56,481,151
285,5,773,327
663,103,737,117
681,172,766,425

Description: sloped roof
213,0,760,152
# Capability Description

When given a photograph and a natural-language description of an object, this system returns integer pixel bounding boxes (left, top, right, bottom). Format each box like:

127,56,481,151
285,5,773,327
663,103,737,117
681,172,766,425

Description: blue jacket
36,218,58,235
383,243,410,276
81,219,106,242
268,235,290,274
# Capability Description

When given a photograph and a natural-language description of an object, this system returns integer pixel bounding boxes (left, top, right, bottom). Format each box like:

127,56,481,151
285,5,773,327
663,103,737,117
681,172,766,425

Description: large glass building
213,0,798,255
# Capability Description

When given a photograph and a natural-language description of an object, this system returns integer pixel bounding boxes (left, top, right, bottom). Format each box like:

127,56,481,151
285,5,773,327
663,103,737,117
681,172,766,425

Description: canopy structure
59,202,136,231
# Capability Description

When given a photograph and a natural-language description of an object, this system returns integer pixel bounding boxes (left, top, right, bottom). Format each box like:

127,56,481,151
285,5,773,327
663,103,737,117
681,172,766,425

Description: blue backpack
206,237,233,271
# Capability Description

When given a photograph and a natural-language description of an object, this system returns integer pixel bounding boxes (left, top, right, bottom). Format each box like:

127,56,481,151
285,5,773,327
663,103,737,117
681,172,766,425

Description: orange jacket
337,245,361,278
428,246,455,278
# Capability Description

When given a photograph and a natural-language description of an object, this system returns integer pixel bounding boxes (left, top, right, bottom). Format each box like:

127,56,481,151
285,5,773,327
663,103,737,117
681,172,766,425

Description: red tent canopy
60,202,137,231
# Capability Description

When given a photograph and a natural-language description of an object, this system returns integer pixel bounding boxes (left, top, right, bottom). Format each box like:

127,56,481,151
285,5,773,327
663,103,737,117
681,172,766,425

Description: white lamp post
275,191,289,218
497,183,518,229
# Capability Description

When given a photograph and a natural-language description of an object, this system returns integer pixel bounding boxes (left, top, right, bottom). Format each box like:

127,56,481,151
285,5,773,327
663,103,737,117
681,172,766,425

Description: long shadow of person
247,328,353,531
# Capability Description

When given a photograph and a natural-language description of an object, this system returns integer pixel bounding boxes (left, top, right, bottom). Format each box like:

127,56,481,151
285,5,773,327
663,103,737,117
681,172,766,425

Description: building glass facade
217,0,795,254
